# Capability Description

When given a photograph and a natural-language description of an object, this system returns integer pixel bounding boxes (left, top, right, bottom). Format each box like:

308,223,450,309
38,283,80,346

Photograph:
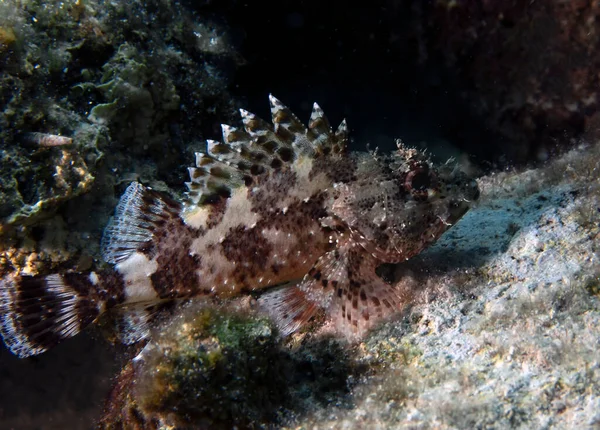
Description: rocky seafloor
291,142,600,429
1,0,599,429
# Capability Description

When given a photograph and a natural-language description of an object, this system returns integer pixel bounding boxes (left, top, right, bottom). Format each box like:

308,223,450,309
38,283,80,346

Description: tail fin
0,273,103,357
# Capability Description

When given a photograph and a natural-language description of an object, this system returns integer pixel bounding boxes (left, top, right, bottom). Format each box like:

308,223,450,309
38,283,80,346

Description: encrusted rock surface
0,0,240,277
293,143,600,429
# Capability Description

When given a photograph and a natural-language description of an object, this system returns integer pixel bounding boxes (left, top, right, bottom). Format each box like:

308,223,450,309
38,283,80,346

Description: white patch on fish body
187,186,261,295
182,206,210,229
277,155,330,211
115,252,159,302
189,186,259,255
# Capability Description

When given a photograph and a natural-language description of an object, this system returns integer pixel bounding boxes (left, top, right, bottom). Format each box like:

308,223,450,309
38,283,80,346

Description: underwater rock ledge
296,142,600,429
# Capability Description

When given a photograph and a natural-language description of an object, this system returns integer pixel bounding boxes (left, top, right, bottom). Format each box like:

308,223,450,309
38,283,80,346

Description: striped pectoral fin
329,251,403,340
328,276,403,341
258,248,349,337
0,273,109,358
259,244,404,340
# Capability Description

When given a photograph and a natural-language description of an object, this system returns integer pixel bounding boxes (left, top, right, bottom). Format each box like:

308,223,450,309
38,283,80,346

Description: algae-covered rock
99,305,285,428
0,146,94,226
99,303,354,429
85,42,182,162
0,0,239,276
137,307,281,428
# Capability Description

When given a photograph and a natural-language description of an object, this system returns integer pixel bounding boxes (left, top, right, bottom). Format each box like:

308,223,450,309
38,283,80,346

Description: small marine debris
22,132,73,147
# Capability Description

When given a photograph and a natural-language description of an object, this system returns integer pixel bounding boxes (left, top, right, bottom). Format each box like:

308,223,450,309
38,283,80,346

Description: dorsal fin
185,95,348,207
101,182,181,264
307,102,331,151
269,94,312,154
333,119,349,155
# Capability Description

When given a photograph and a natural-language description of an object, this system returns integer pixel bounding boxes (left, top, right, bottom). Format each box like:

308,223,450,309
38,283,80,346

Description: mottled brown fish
0,96,479,357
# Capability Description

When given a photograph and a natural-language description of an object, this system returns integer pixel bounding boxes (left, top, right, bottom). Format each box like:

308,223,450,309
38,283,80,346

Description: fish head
330,142,479,262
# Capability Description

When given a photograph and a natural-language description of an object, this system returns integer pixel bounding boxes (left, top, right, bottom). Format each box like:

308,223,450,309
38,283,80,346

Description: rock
295,142,600,428
99,303,353,429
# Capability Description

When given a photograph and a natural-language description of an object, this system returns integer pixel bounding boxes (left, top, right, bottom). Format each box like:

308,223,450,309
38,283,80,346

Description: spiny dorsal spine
186,95,347,206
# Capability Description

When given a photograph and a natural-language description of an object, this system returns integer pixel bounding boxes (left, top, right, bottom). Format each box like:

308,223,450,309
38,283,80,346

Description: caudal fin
0,273,103,357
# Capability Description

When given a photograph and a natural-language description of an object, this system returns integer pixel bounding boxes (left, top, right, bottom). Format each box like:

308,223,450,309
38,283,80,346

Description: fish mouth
468,180,481,201
447,199,472,224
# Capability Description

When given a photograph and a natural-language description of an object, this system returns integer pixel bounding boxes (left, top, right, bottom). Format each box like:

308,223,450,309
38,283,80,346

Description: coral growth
0,0,239,277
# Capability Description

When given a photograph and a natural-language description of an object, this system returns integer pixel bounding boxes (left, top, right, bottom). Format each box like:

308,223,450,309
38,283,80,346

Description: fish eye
404,163,434,197
410,171,431,191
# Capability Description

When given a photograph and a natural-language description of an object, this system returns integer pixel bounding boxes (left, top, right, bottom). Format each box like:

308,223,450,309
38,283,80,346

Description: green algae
87,99,120,125
135,306,285,428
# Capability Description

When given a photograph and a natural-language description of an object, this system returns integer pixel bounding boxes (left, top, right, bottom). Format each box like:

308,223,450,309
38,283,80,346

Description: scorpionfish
0,96,479,357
